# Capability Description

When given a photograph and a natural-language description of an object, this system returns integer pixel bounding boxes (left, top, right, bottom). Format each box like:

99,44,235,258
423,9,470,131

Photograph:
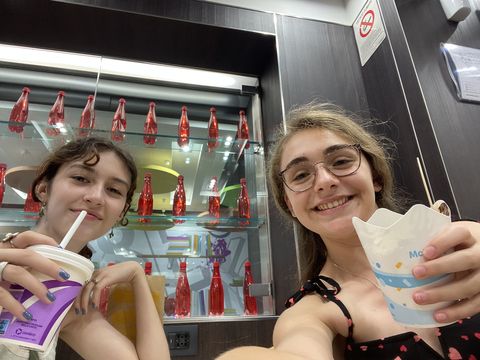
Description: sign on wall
353,0,386,66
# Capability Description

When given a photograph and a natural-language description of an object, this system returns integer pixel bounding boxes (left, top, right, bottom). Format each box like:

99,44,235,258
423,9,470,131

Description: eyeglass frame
279,143,363,193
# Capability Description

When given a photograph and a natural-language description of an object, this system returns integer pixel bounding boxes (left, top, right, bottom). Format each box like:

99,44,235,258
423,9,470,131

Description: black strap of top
285,275,354,341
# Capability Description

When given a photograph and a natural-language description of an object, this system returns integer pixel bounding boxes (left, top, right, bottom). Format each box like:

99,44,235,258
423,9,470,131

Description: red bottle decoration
208,107,219,152
237,178,251,225
144,101,158,145
144,261,152,275
243,261,257,315
137,173,153,223
177,105,190,148
78,95,95,137
47,91,65,136
111,98,127,142
208,176,220,224
209,262,224,316
172,175,186,223
99,261,115,317
0,164,6,207
175,261,191,318
237,110,250,149
8,87,30,133
24,190,41,213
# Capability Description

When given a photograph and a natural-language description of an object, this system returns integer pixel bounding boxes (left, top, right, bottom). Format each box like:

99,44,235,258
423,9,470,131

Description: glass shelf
0,120,262,154
0,209,265,230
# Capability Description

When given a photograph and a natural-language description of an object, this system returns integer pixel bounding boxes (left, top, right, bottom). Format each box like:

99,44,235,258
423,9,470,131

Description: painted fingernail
413,265,427,278
59,269,70,280
23,311,33,321
46,291,56,302
423,246,437,259
413,291,426,304
435,312,447,322
81,308,86,315
74,308,80,315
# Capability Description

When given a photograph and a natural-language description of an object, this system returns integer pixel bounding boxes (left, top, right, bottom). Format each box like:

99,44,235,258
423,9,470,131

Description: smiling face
35,151,131,251
281,128,381,242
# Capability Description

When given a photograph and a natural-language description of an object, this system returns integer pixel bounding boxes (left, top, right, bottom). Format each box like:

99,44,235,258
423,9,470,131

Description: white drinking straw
416,157,433,207
59,210,87,249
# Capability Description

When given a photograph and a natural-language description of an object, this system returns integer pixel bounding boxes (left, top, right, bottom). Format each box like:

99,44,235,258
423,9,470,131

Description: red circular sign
360,10,375,38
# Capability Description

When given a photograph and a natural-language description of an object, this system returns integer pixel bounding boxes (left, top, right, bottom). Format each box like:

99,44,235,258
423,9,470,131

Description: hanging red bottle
175,261,191,318
208,176,220,224
208,107,219,152
99,261,116,317
47,91,65,136
78,95,95,137
144,101,158,145
144,261,152,275
0,164,6,207
24,190,41,213
137,173,153,223
111,98,127,142
237,110,250,149
8,87,30,133
172,175,186,223
243,261,258,315
237,178,250,225
209,262,224,316
177,105,190,148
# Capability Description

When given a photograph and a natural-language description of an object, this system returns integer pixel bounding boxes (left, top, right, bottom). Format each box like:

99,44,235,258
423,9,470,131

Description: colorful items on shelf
8,87,30,133
237,110,250,149
177,105,190,148
78,95,96,137
208,107,219,151
111,98,127,142
238,178,251,225
0,164,6,207
208,176,221,224
172,175,186,223
23,190,41,213
143,101,158,145
208,261,224,316
243,261,258,315
47,90,65,136
137,172,153,222
174,261,191,318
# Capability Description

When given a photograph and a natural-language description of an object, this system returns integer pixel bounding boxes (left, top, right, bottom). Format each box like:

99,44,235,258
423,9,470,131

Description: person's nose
311,163,339,191
83,183,105,205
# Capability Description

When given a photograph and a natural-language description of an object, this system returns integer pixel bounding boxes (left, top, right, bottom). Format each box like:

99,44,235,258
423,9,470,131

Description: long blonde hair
267,103,403,283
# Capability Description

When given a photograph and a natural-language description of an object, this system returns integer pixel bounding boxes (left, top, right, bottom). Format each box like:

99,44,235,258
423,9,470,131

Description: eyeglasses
280,144,362,192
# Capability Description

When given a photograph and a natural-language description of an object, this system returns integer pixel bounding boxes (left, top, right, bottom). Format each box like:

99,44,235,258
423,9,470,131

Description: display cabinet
0,44,274,321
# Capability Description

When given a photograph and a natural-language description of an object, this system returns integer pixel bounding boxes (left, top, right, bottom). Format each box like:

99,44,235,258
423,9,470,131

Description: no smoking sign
353,0,386,66
360,10,375,38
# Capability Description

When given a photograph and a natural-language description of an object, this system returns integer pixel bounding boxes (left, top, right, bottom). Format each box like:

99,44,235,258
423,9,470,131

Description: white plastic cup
0,245,94,351
352,204,453,327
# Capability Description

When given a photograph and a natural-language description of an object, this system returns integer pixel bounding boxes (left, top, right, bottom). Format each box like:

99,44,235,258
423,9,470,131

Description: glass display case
0,44,274,321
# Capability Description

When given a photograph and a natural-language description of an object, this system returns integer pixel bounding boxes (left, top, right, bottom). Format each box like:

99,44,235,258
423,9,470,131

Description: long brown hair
267,103,403,283
32,137,137,225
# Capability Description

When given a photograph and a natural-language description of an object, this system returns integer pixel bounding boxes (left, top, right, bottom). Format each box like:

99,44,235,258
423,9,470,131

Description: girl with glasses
219,103,480,359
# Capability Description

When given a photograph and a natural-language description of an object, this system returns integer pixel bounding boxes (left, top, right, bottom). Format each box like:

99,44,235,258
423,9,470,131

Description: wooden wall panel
0,0,275,76
275,14,369,113
53,0,275,34
396,0,480,219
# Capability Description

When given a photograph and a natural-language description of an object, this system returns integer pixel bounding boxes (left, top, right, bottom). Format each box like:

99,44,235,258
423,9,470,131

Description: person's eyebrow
281,143,351,172
66,163,130,189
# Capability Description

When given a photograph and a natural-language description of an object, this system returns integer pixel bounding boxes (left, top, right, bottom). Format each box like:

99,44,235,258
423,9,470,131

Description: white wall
199,0,368,26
